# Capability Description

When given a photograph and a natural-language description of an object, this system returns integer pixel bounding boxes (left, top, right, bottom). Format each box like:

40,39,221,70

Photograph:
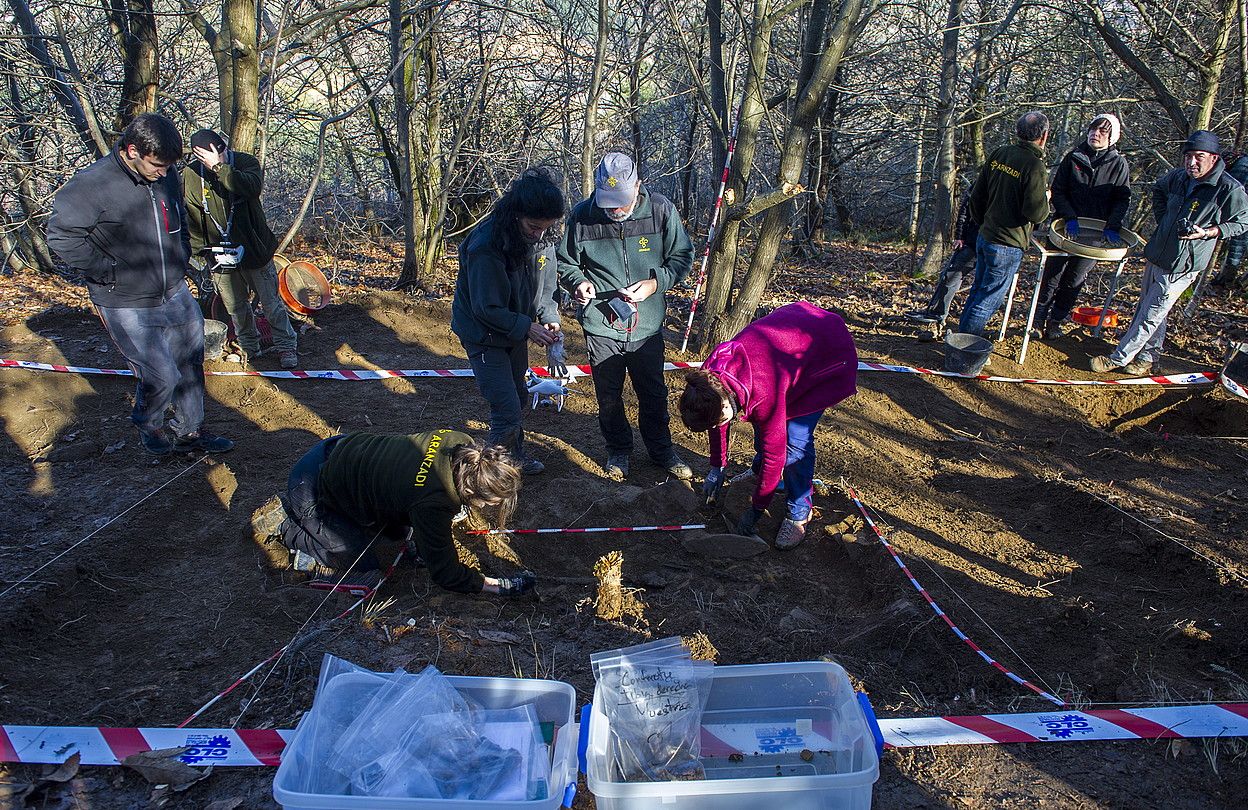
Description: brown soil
1,250,1247,808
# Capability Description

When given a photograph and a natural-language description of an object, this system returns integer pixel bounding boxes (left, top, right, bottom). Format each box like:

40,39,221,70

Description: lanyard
200,162,236,242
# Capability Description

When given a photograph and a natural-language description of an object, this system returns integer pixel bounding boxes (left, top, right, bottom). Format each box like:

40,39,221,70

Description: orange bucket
278,260,331,315
1071,306,1118,328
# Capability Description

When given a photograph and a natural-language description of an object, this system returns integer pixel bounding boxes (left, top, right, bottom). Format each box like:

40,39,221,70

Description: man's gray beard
605,209,631,222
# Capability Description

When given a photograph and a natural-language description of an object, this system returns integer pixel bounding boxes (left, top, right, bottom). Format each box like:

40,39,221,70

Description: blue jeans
958,235,1024,336
752,410,824,522
463,340,530,459
96,285,205,437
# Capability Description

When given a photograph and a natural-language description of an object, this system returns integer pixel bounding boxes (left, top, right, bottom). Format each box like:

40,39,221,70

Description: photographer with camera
1090,131,1248,375
557,152,694,482
183,129,298,369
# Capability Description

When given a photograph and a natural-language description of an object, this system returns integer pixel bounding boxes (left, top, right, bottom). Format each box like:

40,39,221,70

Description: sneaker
1123,358,1153,376
603,454,630,480
139,428,174,456
250,495,288,540
653,453,693,480
174,430,235,454
917,321,945,342
279,350,298,369
775,516,811,550
1089,355,1119,373
1027,326,1042,340
903,309,939,324
520,457,546,475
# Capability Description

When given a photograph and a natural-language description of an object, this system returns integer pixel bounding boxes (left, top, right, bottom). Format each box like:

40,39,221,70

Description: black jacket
181,150,278,271
451,215,560,349
47,151,192,308
1050,142,1131,229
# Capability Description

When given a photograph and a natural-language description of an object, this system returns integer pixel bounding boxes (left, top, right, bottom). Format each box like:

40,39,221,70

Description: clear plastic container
585,661,879,810
273,672,576,810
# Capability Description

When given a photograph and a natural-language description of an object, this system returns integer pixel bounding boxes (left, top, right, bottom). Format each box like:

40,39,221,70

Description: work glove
497,570,537,597
1064,220,1081,239
1102,227,1122,245
702,467,725,504
734,507,764,537
546,339,568,379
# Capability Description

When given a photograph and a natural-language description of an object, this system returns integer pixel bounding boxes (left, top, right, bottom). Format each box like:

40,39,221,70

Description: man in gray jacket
47,114,233,456
1090,131,1248,375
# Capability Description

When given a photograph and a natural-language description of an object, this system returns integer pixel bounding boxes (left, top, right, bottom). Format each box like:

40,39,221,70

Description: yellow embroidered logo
537,255,547,267
414,430,446,487
607,176,618,188
990,159,1021,179
638,236,651,252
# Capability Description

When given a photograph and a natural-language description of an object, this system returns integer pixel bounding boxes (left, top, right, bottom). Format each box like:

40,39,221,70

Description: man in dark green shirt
261,431,535,596
958,111,1051,337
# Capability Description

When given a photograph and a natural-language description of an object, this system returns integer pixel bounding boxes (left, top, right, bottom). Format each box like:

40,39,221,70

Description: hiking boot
279,350,299,369
139,428,175,456
1042,320,1067,340
903,309,939,324
775,516,811,550
653,453,693,480
174,430,235,454
1123,358,1154,376
1089,355,1119,373
603,454,630,480
520,457,546,475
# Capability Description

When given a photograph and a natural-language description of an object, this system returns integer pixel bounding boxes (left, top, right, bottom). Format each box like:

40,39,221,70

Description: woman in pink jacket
678,302,857,549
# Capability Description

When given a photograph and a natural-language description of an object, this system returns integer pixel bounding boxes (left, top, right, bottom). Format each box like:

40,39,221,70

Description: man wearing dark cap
183,129,298,369
557,152,694,481
958,111,1052,338
1090,130,1248,375
1034,113,1131,340
47,113,233,456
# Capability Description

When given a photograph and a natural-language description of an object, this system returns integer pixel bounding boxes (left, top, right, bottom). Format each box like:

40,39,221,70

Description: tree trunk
917,0,963,278
110,0,160,130
1238,0,1248,151
390,0,420,286
1194,0,1237,131
708,0,868,346
221,0,261,151
581,0,608,196
908,79,927,245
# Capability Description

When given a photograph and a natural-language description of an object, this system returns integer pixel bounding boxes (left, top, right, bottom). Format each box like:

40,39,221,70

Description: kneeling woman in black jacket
259,430,534,596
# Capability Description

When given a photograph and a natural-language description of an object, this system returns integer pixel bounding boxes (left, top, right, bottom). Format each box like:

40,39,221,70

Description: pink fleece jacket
703,302,858,509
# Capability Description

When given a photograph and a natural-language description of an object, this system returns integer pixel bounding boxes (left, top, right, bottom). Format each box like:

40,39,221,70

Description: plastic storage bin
273,672,577,810
585,661,879,810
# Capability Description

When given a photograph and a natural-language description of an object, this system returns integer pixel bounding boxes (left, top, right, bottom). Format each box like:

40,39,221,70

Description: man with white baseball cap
557,152,694,481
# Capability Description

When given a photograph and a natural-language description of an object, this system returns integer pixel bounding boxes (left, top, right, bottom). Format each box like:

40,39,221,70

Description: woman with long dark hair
451,168,566,474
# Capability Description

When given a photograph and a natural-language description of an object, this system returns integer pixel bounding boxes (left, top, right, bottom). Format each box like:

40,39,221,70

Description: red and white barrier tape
6,703,1246,766
466,523,707,536
5,356,1242,396
846,484,1066,707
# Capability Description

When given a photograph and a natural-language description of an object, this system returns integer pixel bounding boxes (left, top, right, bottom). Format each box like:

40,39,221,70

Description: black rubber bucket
944,331,993,375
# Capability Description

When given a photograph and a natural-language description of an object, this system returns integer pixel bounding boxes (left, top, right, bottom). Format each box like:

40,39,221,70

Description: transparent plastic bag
289,654,386,794
593,638,714,782
325,664,471,778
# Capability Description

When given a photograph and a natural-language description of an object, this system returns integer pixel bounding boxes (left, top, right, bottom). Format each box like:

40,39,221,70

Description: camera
607,296,637,322
1178,218,1200,237
207,242,245,268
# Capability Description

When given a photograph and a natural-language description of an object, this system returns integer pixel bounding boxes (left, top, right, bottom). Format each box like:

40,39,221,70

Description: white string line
0,456,208,602
1074,485,1248,585
861,500,1063,698
231,529,386,728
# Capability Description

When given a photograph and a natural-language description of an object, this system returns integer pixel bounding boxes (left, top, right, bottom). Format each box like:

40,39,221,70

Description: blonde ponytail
451,441,521,529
